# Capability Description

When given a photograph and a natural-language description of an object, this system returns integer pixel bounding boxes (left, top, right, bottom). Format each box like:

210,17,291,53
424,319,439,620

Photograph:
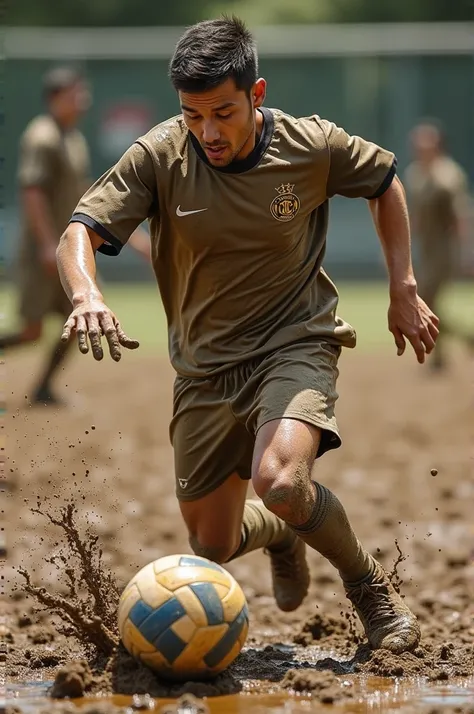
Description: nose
202,120,219,145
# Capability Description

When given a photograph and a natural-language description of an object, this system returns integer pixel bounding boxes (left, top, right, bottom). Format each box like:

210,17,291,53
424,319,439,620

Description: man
57,18,439,653
2,66,150,404
405,121,472,369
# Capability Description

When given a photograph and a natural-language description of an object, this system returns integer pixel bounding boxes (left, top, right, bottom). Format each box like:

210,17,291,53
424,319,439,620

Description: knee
252,450,306,519
188,533,239,565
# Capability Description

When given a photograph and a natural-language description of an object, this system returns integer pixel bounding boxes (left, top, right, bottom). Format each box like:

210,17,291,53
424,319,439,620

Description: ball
118,554,249,680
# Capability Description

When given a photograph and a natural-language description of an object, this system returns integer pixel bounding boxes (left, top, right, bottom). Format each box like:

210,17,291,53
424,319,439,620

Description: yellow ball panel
157,566,231,591
220,580,247,623
117,582,141,635
140,649,171,672
134,570,174,610
151,554,182,574
212,583,229,601
171,614,197,643
210,618,249,673
238,618,250,649
173,586,208,628
121,620,156,658
173,624,229,671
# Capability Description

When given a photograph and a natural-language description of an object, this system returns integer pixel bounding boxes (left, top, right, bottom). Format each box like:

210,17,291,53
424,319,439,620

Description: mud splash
18,503,119,655
10,502,243,699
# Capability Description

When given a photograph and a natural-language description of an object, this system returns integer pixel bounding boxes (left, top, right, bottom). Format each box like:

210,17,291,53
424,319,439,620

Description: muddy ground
3,341,474,711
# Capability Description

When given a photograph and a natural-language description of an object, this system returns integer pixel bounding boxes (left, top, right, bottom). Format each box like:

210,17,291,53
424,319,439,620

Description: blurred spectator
1,66,150,405
405,120,473,370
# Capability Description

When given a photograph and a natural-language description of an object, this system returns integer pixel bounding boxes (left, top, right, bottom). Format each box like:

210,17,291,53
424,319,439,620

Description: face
411,125,442,164
51,80,91,127
179,77,266,167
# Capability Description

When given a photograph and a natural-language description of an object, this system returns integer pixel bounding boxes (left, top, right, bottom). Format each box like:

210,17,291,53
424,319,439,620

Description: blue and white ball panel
173,585,214,628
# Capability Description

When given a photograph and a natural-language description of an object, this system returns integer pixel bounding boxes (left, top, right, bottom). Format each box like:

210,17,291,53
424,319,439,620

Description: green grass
337,281,473,349
1,281,472,355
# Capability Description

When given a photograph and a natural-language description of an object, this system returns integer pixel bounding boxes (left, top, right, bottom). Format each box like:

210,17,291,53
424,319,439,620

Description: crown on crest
275,183,295,195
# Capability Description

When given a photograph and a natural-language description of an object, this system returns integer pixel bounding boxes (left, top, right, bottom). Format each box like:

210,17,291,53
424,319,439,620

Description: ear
252,78,266,108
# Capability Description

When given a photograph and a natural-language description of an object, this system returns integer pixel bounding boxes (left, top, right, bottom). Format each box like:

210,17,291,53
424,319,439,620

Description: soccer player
57,18,439,653
1,66,150,404
405,121,472,370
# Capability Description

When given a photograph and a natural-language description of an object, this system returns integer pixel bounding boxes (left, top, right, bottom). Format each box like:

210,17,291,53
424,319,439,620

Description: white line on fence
4,23,474,60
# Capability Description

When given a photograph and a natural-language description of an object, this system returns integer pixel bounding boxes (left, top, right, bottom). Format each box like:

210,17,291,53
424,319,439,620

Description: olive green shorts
170,340,342,502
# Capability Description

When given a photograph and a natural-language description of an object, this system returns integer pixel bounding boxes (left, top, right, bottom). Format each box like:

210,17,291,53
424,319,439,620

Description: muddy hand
61,300,139,362
388,288,440,364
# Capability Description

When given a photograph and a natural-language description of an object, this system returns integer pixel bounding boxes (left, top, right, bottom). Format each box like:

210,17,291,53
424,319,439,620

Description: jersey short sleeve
70,141,157,256
17,132,54,189
319,119,397,200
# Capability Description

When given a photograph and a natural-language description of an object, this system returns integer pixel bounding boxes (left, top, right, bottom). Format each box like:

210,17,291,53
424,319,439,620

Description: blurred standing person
1,66,150,404
405,121,472,370
1,67,91,404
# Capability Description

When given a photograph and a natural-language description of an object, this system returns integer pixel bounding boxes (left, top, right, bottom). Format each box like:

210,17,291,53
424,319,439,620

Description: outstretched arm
368,176,439,363
57,140,157,361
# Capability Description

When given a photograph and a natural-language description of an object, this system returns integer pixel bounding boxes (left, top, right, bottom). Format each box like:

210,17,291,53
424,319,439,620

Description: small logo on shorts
178,479,188,489
270,183,300,222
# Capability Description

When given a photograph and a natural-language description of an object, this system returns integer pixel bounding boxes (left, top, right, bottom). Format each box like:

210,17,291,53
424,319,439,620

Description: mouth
204,146,228,161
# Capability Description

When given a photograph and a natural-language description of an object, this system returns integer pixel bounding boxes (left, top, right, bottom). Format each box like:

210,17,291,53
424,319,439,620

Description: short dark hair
42,66,83,101
169,16,258,95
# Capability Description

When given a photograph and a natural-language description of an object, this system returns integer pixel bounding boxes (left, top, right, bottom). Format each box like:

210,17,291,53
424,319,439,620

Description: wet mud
4,347,474,712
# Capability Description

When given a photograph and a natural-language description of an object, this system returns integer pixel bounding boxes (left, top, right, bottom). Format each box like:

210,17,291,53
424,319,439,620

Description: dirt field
4,333,474,712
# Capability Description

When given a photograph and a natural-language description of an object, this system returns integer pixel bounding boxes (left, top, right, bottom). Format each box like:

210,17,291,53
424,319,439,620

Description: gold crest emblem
270,183,300,222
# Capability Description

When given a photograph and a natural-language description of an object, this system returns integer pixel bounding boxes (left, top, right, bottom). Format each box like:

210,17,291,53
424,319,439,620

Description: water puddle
4,677,474,713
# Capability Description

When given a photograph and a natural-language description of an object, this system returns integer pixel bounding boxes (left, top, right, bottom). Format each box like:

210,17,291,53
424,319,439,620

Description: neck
236,108,264,161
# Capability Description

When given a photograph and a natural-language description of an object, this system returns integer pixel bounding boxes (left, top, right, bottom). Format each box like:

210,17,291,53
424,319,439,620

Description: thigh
170,376,254,503
241,340,342,459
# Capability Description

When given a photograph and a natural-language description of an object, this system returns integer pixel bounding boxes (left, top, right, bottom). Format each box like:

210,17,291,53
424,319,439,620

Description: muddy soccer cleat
265,534,310,612
344,558,421,654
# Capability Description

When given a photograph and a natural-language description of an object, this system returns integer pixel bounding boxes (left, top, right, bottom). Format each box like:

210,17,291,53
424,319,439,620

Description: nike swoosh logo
176,205,208,217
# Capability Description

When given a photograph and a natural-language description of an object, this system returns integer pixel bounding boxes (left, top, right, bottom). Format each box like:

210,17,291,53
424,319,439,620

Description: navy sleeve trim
366,159,397,200
69,213,124,256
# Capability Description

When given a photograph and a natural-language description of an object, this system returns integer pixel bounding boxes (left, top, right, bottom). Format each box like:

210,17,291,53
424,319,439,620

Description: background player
405,120,473,370
56,18,439,653
1,66,151,405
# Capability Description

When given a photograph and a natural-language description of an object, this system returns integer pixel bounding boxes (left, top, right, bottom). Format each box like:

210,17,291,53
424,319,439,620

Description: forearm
368,176,416,294
22,188,58,249
56,223,104,306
